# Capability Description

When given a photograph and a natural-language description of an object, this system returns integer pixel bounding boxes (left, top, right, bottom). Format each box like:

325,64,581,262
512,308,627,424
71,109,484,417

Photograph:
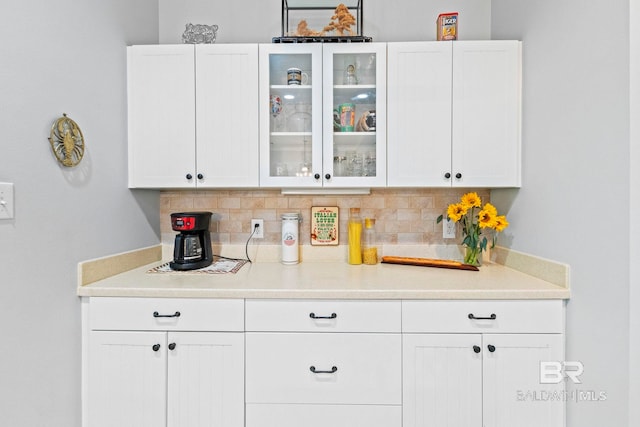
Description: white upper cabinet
259,43,386,188
323,43,387,188
195,44,259,188
128,41,519,189
259,44,323,188
387,40,522,188
387,42,452,187
127,44,259,188
128,45,196,188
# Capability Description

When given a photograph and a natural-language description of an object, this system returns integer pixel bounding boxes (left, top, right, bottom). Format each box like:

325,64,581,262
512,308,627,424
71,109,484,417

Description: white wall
158,0,491,43
491,1,630,426
629,1,639,425
0,1,159,425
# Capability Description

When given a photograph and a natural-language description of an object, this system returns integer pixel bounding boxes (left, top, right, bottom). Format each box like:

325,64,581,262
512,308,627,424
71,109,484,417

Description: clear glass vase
464,245,482,267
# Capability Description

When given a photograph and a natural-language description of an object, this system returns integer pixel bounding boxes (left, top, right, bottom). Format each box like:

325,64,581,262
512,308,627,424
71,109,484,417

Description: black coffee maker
169,212,213,271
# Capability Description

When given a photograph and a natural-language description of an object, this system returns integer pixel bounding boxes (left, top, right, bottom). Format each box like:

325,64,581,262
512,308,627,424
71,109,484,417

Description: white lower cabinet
246,332,401,405
86,298,244,427
245,299,402,427
402,301,565,427
84,298,564,427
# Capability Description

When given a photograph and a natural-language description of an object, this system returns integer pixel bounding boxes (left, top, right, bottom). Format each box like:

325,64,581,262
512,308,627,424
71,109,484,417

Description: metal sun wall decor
48,113,85,167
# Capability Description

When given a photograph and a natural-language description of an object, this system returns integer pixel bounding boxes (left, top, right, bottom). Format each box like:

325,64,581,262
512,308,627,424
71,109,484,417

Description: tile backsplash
160,188,490,247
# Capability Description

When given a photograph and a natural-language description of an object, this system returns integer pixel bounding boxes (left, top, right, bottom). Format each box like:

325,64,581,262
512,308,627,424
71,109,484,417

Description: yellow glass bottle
348,208,363,265
362,218,378,265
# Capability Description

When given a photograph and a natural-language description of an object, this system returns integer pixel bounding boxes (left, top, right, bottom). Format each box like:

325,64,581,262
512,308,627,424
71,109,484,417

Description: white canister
281,213,300,264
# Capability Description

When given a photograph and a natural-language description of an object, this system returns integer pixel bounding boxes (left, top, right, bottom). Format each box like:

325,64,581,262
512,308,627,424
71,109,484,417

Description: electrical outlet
443,218,456,239
251,219,264,239
0,182,14,220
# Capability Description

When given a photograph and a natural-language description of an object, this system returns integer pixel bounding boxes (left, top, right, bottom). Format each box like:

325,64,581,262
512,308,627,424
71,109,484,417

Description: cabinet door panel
259,44,323,188
88,331,167,427
483,334,564,427
247,403,401,427
89,297,245,332
403,334,482,427
167,332,244,427
452,41,521,187
387,42,452,187
246,332,401,405
245,299,401,332
196,44,259,187
127,45,196,188
402,300,564,334
323,43,387,187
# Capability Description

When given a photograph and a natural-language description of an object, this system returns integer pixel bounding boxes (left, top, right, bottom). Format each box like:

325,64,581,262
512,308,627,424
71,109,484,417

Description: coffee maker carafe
169,212,213,271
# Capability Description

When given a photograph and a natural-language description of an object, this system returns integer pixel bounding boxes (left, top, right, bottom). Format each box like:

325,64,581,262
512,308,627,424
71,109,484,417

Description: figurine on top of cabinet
292,3,357,37
323,4,356,36
295,20,323,37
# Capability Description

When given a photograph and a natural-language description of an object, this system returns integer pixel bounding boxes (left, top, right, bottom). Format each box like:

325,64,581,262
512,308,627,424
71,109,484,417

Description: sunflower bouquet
437,192,509,266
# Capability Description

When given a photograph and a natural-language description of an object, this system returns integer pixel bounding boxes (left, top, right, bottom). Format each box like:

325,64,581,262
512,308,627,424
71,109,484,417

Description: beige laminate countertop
77,245,570,300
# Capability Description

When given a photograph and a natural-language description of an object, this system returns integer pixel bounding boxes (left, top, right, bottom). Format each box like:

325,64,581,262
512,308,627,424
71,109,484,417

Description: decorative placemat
147,259,248,274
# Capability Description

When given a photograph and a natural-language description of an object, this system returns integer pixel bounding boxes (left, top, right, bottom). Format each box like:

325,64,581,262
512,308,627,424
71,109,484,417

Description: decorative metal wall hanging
48,113,85,167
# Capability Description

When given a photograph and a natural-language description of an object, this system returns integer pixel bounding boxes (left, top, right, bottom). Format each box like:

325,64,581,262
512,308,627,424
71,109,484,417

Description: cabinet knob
325,173,331,180
488,345,496,353
473,345,481,353
455,173,462,179
168,343,176,351
152,344,161,352
444,172,451,179
197,173,204,180
314,173,321,180
186,174,193,180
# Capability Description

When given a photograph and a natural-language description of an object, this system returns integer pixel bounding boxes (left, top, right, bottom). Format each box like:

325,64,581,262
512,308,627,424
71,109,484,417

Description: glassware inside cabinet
331,51,378,178
268,53,315,178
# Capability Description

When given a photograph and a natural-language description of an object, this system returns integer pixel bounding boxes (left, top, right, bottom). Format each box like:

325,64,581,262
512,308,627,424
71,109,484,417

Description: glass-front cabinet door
323,43,386,187
259,43,386,188
259,44,323,187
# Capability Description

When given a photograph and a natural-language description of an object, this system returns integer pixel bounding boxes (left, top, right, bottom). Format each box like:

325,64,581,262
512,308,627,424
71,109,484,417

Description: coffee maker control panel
172,216,196,231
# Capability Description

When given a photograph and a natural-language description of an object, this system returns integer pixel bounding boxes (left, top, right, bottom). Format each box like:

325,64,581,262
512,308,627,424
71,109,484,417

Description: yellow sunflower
447,203,467,222
461,192,482,208
494,215,509,232
478,207,498,229
483,202,498,216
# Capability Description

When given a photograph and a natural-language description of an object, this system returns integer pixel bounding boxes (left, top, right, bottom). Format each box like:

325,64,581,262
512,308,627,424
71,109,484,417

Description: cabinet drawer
245,299,401,332
246,404,401,427
402,300,564,333
89,297,244,331
246,333,401,404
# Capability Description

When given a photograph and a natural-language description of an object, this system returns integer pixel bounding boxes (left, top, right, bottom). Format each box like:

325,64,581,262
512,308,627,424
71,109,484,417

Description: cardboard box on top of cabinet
437,12,458,40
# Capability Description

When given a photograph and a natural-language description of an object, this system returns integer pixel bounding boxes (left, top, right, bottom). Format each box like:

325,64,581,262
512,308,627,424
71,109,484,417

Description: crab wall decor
48,113,85,167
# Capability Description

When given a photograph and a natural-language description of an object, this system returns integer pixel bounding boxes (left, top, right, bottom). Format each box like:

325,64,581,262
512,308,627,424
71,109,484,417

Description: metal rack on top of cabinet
273,36,372,43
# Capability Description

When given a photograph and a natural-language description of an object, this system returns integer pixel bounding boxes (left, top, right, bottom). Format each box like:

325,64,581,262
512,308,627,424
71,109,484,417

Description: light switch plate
0,182,15,220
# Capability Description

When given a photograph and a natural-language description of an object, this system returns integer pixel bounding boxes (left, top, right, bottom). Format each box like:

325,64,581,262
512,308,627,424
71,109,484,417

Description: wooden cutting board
381,256,479,271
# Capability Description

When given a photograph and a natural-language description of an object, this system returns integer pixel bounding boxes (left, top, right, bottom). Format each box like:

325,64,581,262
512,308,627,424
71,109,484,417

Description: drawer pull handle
153,311,181,318
309,312,337,319
468,313,496,320
488,344,496,353
473,345,481,353
310,366,338,374
168,343,176,351
152,344,161,352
